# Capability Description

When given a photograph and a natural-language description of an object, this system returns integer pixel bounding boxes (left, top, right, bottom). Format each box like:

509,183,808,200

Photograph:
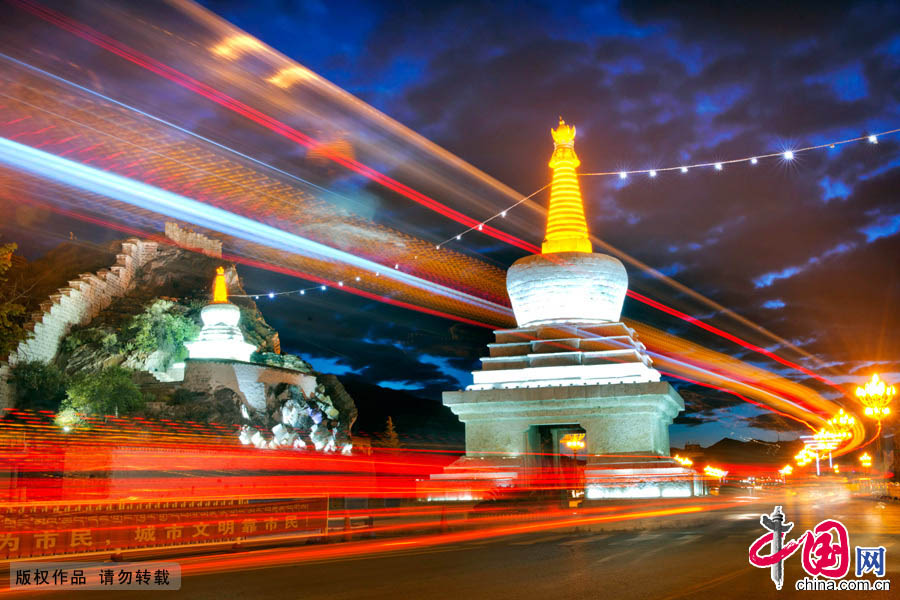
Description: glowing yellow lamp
212,266,228,304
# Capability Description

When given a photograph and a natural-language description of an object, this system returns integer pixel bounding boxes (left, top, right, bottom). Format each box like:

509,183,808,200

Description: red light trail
7,0,844,399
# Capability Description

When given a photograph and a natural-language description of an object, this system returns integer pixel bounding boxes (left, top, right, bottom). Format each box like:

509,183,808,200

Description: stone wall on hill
164,222,222,258
7,238,159,367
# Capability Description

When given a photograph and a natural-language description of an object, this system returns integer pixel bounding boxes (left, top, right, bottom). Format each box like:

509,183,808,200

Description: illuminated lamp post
779,464,793,483
805,430,840,476
673,454,693,468
859,452,872,473
703,465,727,483
825,409,855,467
856,374,895,478
561,433,586,502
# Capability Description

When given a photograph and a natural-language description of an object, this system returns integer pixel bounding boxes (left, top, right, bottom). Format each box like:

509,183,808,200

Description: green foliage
62,328,118,355
124,300,199,368
0,242,26,357
62,366,144,417
10,361,68,411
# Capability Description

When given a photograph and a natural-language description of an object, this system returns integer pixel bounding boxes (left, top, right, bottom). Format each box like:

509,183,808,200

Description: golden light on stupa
542,118,592,254
855,373,895,419
212,266,228,304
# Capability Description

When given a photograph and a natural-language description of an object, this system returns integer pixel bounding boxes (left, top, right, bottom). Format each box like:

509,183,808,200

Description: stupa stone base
446,381,683,457
419,455,702,502
419,381,703,501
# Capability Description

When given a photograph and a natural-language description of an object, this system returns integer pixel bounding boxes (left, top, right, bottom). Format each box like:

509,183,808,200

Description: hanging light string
434,184,549,249
227,126,899,299
581,128,899,178
231,275,369,299
437,127,899,248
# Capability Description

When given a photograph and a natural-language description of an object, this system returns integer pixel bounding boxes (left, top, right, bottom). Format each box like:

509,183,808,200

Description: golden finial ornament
212,266,228,304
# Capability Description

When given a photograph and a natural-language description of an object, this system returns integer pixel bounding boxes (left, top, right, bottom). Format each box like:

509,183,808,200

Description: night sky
5,1,900,446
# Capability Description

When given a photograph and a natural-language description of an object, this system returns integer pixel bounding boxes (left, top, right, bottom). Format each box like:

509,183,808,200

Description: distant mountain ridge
674,436,798,466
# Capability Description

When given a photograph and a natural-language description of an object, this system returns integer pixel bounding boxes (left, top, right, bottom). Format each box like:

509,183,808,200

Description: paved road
26,490,900,599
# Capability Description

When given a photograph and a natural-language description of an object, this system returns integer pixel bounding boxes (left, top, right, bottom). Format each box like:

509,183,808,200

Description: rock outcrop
2,224,357,452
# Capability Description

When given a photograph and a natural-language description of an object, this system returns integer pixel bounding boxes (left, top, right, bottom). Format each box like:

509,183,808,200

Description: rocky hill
3,228,359,453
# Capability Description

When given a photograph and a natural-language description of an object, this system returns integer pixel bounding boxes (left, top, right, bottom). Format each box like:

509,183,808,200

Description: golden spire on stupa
212,266,228,304
542,118,592,254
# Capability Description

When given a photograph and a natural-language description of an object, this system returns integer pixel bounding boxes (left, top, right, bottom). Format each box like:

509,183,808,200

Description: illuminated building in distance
428,120,699,500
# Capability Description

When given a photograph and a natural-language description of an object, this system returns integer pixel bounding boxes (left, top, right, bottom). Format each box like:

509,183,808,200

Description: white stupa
469,119,658,390
421,119,698,502
186,266,257,362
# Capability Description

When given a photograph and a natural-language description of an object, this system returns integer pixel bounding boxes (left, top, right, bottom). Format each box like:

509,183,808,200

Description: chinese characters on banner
0,498,326,560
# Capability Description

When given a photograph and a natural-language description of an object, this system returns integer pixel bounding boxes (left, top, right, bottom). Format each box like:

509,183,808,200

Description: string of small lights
231,274,371,299
433,184,549,250
435,127,900,248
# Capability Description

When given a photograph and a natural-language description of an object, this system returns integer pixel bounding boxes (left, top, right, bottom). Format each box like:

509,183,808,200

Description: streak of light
0,34,839,397
0,2,864,445
0,137,511,324
9,0,535,254
11,0,838,396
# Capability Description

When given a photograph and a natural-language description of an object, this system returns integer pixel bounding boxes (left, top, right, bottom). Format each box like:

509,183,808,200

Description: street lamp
804,430,841,475
859,452,872,469
795,448,813,469
779,464,792,483
826,409,855,442
673,454,693,467
704,465,727,480
856,374,895,477
560,433,585,502
856,373,895,419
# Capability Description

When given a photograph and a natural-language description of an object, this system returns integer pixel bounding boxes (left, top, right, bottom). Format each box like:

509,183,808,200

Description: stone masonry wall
164,222,222,258
7,238,160,367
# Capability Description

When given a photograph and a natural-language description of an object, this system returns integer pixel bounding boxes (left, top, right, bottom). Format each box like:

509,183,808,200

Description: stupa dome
200,302,241,328
507,252,627,326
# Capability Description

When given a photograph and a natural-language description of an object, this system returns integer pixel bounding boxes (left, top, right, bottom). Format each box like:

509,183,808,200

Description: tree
9,361,68,412
125,300,200,369
62,366,144,418
382,416,400,448
0,242,27,358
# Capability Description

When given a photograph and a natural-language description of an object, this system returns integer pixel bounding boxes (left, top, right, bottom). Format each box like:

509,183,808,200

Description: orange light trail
0,1,869,453
2,0,847,400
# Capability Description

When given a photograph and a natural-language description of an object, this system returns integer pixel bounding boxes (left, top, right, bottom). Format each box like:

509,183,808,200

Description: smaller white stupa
186,266,257,362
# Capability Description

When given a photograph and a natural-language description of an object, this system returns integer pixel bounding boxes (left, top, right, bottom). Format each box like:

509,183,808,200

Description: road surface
24,490,899,599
